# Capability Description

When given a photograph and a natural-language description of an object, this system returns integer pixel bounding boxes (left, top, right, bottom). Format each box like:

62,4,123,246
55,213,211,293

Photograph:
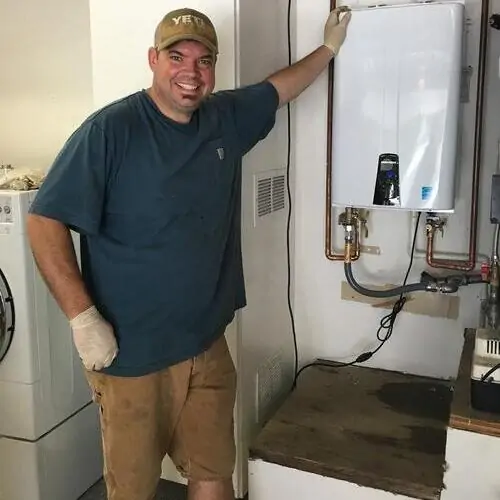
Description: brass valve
425,213,447,237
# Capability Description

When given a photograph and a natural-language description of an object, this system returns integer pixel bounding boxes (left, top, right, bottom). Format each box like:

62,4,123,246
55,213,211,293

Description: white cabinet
442,428,500,500
249,460,417,500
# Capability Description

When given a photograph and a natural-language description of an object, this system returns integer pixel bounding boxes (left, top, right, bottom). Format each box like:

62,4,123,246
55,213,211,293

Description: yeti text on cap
171,14,206,27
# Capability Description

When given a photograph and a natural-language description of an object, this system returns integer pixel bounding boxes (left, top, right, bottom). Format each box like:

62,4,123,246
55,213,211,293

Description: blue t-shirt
30,81,279,376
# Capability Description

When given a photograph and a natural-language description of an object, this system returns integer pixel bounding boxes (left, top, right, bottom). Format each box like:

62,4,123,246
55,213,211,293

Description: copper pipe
425,229,469,270
426,0,489,271
426,227,477,271
325,0,360,262
324,178,361,261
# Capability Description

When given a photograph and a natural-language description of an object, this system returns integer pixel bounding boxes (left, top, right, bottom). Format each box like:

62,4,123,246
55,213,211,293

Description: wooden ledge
250,363,451,500
449,328,500,437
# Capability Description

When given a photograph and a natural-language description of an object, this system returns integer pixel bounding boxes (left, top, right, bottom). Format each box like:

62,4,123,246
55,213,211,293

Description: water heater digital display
329,2,464,212
373,153,400,207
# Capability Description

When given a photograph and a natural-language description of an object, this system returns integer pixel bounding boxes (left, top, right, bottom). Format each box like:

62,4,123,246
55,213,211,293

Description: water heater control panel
373,153,400,207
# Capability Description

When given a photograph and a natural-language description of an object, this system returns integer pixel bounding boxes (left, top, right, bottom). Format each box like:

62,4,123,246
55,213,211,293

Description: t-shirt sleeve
29,121,109,236
222,81,279,156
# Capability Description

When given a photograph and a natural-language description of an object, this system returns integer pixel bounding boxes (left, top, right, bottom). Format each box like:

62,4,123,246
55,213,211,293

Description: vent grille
272,175,285,212
487,340,500,356
256,173,286,218
257,178,272,217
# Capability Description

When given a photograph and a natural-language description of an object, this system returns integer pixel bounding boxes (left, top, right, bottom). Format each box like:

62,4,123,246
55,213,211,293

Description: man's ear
148,47,159,70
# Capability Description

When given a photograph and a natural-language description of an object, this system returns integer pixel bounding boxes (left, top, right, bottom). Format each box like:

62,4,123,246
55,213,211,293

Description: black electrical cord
294,213,422,384
283,1,421,388
480,362,500,382
285,0,299,388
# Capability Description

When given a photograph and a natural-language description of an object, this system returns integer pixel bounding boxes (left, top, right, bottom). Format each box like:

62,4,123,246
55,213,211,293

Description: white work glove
70,306,118,371
324,6,352,56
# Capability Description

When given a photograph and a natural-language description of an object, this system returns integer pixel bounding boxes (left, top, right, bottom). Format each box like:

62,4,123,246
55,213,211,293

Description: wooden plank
340,281,460,320
250,363,451,500
449,329,500,437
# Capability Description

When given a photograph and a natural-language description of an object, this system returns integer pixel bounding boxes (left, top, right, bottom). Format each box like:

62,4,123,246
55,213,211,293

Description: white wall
294,0,500,379
0,0,93,169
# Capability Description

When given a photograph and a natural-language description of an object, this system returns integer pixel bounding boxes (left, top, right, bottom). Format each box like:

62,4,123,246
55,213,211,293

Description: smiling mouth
176,82,200,92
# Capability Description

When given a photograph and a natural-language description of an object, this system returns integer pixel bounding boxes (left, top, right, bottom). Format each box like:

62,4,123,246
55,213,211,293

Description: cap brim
157,34,218,55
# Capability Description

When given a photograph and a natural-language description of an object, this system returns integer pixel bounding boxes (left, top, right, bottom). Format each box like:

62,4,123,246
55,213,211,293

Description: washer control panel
0,195,13,224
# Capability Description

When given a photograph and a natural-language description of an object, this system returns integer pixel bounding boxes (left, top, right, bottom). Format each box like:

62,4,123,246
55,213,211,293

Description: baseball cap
154,8,218,55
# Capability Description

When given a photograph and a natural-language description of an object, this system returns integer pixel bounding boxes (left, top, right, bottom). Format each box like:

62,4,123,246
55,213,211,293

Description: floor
79,478,187,500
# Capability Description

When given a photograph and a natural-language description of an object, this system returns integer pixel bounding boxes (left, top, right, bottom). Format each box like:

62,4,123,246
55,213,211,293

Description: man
26,6,351,500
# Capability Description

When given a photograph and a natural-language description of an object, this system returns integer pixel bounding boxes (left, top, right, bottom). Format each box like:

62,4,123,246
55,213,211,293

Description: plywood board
340,281,460,320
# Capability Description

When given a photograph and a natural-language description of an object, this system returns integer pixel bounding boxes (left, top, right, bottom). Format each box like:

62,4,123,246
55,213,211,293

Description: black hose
344,262,430,298
465,274,487,285
421,270,486,287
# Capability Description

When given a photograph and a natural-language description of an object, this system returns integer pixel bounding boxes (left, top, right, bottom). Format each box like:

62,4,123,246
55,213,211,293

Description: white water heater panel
330,2,464,212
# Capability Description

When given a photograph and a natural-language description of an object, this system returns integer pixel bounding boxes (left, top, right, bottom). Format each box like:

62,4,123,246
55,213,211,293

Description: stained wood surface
250,362,451,500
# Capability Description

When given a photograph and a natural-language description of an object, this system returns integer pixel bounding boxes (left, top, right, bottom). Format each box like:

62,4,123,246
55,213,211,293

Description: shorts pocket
84,370,106,409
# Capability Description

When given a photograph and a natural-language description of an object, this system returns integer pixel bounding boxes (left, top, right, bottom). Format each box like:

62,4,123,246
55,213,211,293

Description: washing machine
0,189,103,500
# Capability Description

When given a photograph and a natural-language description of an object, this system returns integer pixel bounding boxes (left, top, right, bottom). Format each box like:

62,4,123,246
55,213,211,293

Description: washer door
0,268,15,362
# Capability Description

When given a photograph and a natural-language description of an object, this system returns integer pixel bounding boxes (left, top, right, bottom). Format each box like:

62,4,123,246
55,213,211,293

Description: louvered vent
256,173,286,218
487,340,500,356
257,178,272,217
272,175,285,212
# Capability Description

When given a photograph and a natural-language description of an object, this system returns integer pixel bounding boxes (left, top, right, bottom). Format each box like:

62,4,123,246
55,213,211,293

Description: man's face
148,40,216,122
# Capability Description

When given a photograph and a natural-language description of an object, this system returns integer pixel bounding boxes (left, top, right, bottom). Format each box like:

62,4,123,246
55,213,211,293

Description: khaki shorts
85,334,237,500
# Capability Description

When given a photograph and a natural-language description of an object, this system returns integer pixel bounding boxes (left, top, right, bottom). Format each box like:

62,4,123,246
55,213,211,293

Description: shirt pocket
193,139,238,232
200,138,232,183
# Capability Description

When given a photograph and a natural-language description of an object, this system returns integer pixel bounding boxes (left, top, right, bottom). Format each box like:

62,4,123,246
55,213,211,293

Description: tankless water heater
330,2,464,212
